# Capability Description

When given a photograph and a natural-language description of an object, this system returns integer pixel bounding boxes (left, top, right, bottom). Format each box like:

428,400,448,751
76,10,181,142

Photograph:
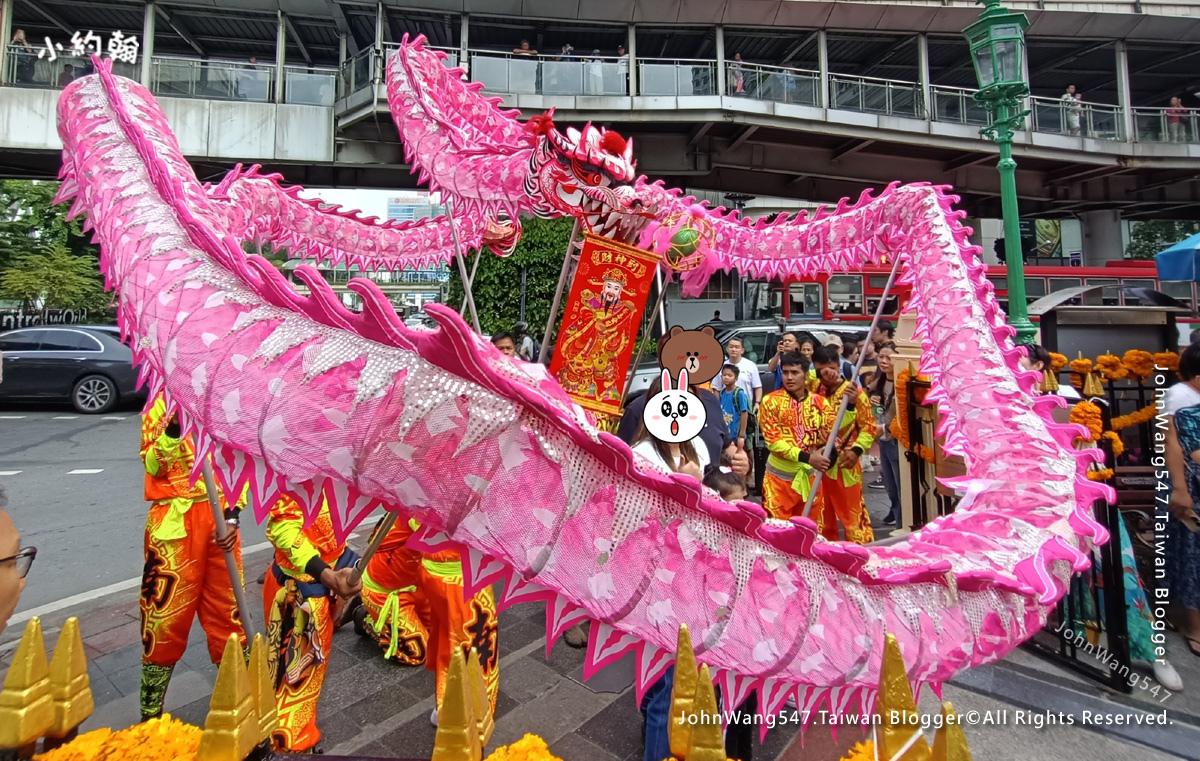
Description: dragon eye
661,400,672,417
676,400,688,417
570,159,604,186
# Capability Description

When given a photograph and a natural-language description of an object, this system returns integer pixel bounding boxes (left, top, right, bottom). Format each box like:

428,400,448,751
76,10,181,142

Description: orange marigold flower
487,734,564,761
841,741,877,761
1122,350,1155,379
1050,352,1069,373
34,728,113,761
1153,351,1181,373
1087,468,1114,481
1095,354,1127,381
1068,358,1093,388
1069,401,1103,443
1102,431,1125,458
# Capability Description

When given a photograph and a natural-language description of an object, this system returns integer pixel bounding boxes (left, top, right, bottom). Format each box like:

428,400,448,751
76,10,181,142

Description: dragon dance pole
331,510,402,625
201,460,258,642
446,198,482,334
458,248,483,315
625,266,670,393
538,219,581,364
800,252,904,520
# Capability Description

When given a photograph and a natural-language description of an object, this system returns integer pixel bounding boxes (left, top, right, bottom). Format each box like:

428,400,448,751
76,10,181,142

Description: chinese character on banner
69,31,103,57
38,37,63,61
107,31,140,64
549,234,660,420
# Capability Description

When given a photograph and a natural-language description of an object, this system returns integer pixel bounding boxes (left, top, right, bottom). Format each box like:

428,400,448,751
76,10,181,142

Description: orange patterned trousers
262,570,333,752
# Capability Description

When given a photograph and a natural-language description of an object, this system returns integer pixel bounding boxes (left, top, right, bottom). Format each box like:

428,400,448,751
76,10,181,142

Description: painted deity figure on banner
555,267,639,404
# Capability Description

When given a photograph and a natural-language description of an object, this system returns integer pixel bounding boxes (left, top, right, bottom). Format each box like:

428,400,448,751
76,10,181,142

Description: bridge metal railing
1131,106,1200,144
638,58,717,97
150,56,274,102
283,65,338,106
930,85,991,126
2,48,138,88
728,61,820,106
829,72,925,119
1029,95,1125,141
470,50,630,96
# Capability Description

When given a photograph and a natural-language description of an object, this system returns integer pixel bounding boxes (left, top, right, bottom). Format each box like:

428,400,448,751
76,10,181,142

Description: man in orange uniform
812,346,877,543
758,352,832,520
139,393,244,722
262,496,361,751
353,516,499,727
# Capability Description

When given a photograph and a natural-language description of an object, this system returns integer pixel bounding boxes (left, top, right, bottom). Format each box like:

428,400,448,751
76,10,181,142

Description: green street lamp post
965,0,1038,345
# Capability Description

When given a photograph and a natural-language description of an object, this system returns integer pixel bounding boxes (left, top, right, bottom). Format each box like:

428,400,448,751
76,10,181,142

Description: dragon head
525,116,655,242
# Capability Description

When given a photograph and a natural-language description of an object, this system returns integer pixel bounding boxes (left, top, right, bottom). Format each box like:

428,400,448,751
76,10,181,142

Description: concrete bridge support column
715,25,726,97
1080,209,1125,266
1115,40,1133,142
917,33,930,120
460,14,468,74
141,2,156,85
0,0,12,80
274,11,286,104
817,29,829,109
628,23,637,96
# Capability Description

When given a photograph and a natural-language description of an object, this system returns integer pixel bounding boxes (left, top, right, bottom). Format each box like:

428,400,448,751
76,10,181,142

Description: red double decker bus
742,260,1193,328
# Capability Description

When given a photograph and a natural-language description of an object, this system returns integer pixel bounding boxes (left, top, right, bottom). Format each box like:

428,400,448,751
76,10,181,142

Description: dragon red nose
671,419,679,436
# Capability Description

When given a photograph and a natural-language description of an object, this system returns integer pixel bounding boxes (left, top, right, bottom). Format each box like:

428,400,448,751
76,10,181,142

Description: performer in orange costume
757,352,833,521
811,346,877,544
555,268,638,405
262,496,360,751
354,516,499,726
139,393,244,722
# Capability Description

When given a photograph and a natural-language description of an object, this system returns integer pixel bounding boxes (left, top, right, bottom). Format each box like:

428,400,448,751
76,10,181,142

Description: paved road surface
0,405,268,613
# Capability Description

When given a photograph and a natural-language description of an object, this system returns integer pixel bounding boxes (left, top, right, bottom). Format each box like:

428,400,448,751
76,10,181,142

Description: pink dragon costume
55,39,1113,734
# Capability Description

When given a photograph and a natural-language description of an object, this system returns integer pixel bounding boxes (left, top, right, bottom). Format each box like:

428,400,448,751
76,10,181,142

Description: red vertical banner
550,233,659,419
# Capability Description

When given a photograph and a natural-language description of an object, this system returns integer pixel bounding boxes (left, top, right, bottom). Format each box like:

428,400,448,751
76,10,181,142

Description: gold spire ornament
246,634,278,747
1082,371,1104,399
874,634,931,761
431,649,481,761
467,648,494,745
46,617,93,739
196,635,259,761
1040,367,1059,393
684,664,725,761
668,625,698,759
0,617,54,752
931,702,973,761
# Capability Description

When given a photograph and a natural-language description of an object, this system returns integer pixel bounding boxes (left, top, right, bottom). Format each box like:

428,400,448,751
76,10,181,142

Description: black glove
164,417,181,439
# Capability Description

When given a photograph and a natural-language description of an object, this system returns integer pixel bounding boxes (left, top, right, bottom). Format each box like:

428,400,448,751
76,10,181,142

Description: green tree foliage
0,243,107,312
1125,220,1200,260
0,180,95,272
446,216,575,335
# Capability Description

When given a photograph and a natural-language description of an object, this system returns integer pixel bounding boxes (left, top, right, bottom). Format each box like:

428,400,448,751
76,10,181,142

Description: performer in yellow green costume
356,516,499,725
758,352,832,521
262,496,360,752
812,346,877,544
139,393,245,721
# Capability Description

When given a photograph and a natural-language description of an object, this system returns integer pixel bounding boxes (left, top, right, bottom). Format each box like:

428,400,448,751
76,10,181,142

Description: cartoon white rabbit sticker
642,369,706,443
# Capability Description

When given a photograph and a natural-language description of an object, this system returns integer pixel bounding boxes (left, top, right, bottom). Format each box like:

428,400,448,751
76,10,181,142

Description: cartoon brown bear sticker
657,326,723,382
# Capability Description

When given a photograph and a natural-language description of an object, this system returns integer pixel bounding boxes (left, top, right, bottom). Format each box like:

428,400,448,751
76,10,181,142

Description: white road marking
53,416,79,420
8,540,274,628
67,468,105,475
0,470,22,476
101,416,127,421
0,415,27,419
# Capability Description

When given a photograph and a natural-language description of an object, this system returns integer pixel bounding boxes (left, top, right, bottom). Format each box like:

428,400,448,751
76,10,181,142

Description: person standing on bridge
138,392,245,722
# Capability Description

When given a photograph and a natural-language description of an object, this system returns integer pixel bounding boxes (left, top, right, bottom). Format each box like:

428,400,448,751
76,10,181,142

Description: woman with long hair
629,377,710,479
869,341,901,525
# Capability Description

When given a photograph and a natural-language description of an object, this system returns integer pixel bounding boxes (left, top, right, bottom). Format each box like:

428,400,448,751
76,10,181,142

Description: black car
0,326,143,413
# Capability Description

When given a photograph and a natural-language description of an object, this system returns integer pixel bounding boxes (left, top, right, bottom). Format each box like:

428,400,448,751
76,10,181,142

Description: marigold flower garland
889,368,936,464
1050,352,1068,374
1068,357,1093,389
1103,431,1125,458
34,716,201,761
1111,404,1157,431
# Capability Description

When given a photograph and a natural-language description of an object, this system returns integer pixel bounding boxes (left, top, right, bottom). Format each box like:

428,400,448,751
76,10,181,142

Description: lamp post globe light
965,0,1038,345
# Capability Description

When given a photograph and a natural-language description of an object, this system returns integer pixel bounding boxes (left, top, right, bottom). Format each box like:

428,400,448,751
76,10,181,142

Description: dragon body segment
56,52,1112,725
